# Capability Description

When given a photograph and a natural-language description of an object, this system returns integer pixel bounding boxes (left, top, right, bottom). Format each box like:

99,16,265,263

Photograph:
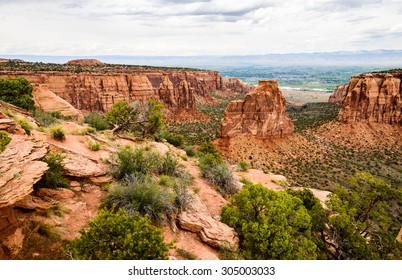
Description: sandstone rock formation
0,69,253,115
66,59,104,66
0,136,49,209
49,143,107,179
338,73,402,125
329,84,347,103
221,80,294,138
33,84,83,119
179,195,238,249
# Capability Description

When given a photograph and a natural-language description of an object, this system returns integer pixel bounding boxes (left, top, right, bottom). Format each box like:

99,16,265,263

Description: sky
0,0,401,56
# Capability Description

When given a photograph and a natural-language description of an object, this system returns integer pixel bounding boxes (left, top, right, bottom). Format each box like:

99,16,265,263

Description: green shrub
34,110,63,127
17,118,32,135
110,146,161,180
88,140,101,151
35,152,69,189
177,248,197,260
84,112,109,131
159,175,173,186
104,175,175,224
49,126,66,141
237,160,249,172
0,131,11,152
222,183,317,260
184,146,196,157
165,133,184,147
159,153,181,177
199,154,239,197
37,223,60,241
198,142,222,160
65,208,172,260
0,77,35,111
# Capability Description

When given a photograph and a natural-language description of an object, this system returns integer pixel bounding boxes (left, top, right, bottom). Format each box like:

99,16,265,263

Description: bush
184,146,196,157
84,112,109,131
104,175,175,224
110,146,161,180
0,131,11,152
34,110,64,127
237,160,249,172
159,153,182,177
222,183,317,260
17,118,32,135
65,208,172,260
0,77,35,111
198,142,222,160
49,126,66,141
165,133,184,147
35,152,69,189
199,154,238,197
88,140,101,151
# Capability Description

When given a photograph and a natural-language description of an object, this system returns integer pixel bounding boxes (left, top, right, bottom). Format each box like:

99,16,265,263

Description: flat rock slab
0,136,48,208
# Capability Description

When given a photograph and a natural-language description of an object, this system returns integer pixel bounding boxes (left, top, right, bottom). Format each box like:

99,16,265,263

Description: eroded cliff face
221,80,294,139
329,84,347,103
0,70,253,114
338,73,402,125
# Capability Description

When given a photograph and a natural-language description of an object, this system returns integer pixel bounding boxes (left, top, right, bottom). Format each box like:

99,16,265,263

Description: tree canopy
222,183,317,260
324,172,402,259
0,77,34,111
106,100,164,137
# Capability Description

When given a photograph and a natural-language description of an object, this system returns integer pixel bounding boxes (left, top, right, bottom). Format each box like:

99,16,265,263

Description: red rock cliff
0,70,253,113
338,73,402,125
221,80,294,139
329,84,347,103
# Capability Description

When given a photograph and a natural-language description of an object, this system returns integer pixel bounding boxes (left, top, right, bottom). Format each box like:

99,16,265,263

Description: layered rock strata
338,73,402,125
221,80,294,138
0,70,253,114
0,136,48,210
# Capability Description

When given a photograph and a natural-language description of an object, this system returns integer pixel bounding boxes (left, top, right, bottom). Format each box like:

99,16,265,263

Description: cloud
313,0,380,12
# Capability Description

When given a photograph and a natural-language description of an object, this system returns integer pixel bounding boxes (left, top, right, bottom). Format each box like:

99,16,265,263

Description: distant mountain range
1,50,402,68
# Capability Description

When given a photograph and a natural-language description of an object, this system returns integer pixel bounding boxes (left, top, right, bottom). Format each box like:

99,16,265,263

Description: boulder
0,136,48,208
221,80,294,138
178,195,238,249
2,228,24,256
36,188,75,200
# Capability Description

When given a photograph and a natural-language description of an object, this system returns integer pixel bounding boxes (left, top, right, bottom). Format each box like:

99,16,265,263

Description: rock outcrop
66,59,104,66
178,195,238,249
33,84,83,119
221,80,294,139
338,73,402,125
329,84,347,103
0,136,48,209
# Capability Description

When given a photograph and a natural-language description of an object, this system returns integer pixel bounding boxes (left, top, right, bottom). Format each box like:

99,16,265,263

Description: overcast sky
0,0,401,56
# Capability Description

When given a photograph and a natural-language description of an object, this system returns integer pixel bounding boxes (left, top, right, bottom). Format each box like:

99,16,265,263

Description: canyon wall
221,80,294,139
0,70,253,113
338,73,402,125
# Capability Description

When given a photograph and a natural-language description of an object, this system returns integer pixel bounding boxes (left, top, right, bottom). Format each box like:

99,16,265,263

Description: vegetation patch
0,131,11,152
65,208,172,260
0,77,34,111
35,152,69,189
